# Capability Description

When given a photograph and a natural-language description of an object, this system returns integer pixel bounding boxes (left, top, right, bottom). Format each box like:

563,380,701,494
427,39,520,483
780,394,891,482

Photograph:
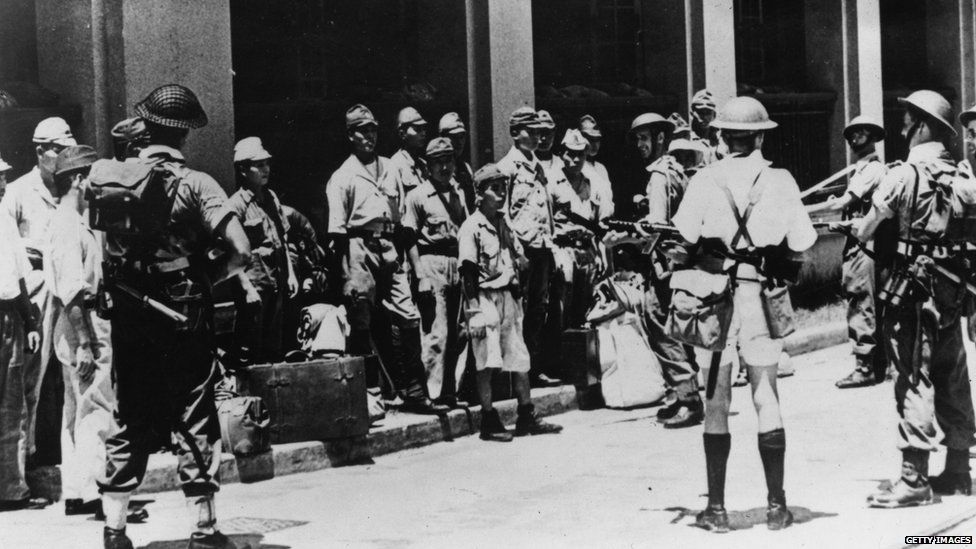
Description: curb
30,323,848,498
893,504,976,548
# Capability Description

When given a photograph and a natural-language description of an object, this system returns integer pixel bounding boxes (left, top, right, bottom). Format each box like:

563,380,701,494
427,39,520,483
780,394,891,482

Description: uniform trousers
647,271,699,400
520,247,552,376
544,246,597,377
417,254,464,399
99,297,221,497
0,303,29,501
842,240,883,367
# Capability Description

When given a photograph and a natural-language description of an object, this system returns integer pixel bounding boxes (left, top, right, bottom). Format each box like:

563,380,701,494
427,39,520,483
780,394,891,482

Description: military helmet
959,104,976,128
134,84,208,130
629,112,674,135
898,90,956,136
843,115,884,142
710,96,778,132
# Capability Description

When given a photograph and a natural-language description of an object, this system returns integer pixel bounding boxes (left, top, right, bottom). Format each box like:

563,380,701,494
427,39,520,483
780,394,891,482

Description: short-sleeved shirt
537,154,564,188
46,202,101,306
1,166,58,260
389,149,428,195
673,150,817,254
582,160,615,219
458,210,524,290
845,153,886,218
326,154,402,234
873,142,976,241
549,171,602,223
105,145,234,269
403,180,468,249
497,146,554,249
227,187,291,292
645,155,689,224
0,214,29,300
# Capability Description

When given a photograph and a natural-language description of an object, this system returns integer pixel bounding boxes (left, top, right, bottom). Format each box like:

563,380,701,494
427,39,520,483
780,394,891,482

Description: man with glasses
1,117,78,485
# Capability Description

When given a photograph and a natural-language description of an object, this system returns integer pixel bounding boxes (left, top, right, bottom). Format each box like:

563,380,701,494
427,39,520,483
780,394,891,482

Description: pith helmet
898,90,956,136
710,96,778,131
843,115,885,142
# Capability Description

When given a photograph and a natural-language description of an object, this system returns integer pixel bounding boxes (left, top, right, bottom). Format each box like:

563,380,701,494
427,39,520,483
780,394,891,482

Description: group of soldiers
0,77,975,548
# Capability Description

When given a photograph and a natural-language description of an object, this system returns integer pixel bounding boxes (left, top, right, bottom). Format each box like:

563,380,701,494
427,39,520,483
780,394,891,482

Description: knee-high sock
102,492,131,531
188,494,217,535
758,428,786,503
704,433,731,507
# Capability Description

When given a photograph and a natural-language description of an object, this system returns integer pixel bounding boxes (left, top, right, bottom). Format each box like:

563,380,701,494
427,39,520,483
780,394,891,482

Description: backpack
86,159,181,237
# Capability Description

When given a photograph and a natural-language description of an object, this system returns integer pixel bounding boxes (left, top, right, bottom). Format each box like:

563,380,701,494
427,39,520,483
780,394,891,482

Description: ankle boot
700,432,731,533
758,429,792,530
479,409,513,442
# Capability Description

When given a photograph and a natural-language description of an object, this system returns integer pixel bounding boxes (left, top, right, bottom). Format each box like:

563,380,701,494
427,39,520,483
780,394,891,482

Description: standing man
1,116,76,472
673,96,816,532
390,106,429,195
690,89,720,164
227,137,298,363
326,104,447,415
579,114,615,219
96,84,252,549
497,106,560,387
438,112,476,212
534,110,563,184
45,146,116,517
458,164,563,441
855,90,976,506
404,137,469,406
629,112,703,429
807,116,887,389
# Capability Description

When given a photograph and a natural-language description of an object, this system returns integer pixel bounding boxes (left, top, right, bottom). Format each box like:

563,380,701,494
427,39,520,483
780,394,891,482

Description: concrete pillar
925,0,976,156
856,0,884,160
35,0,235,189
701,0,737,108
466,0,535,166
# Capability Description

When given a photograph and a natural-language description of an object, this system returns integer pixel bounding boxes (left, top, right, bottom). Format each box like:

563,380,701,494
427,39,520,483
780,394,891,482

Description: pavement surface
4,343,976,549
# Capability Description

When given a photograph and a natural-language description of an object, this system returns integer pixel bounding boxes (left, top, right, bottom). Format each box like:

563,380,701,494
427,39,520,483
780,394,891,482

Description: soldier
579,114,615,219
326,104,447,415
667,138,708,178
438,112,476,212
404,137,469,406
853,90,976,506
1,117,77,467
497,106,560,387
110,118,150,161
97,84,252,549
806,116,887,389
673,96,816,532
534,110,563,184
690,89,720,164
390,107,429,195
458,163,563,441
45,146,117,517
227,137,298,363
629,112,703,428
960,105,976,177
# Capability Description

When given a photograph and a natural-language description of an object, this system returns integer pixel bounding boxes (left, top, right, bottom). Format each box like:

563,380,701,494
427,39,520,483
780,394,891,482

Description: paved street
3,343,976,549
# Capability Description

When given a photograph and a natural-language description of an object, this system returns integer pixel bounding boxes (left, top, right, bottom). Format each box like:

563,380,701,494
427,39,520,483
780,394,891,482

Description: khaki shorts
470,289,530,373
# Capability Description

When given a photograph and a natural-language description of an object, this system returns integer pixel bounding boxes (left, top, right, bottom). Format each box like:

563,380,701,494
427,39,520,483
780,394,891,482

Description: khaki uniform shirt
326,154,402,233
389,149,428,196
846,153,886,218
645,155,689,224
0,214,29,300
582,160,614,219
497,146,554,249
403,180,468,249
227,187,291,292
458,210,524,290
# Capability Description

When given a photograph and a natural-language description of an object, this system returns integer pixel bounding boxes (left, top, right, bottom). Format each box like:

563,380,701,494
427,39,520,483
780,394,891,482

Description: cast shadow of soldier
138,535,288,549
661,504,838,532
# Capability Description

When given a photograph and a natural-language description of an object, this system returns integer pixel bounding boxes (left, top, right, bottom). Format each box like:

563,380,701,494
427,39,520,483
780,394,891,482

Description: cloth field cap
536,110,556,130
668,112,691,137
711,96,778,131
33,117,77,146
579,114,602,139
960,104,976,128
691,89,717,112
473,163,508,190
0,155,11,172
438,112,467,135
54,145,98,177
509,106,544,129
346,104,378,129
561,129,589,152
898,90,956,136
425,137,454,159
396,106,427,129
111,117,149,144
629,112,674,134
843,115,885,142
668,138,708,155
134,84,208,130
234,137,272,163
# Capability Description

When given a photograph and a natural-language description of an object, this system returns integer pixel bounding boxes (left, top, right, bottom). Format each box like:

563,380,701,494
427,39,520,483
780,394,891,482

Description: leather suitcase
246,357,369,443
561,328,601,387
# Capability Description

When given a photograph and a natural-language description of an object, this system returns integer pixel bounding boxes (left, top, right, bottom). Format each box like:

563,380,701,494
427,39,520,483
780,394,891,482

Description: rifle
112,281,189,327
813,221,875,260
800,164,859,201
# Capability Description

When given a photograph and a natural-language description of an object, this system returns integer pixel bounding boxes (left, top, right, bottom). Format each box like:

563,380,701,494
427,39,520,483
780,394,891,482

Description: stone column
700,0,737,108
856,0,884,160
465,0,535,166
35,0,235,189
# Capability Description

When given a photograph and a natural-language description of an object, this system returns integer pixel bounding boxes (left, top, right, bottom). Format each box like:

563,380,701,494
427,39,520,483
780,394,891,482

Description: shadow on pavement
664,505,838,531
139,534,289,549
